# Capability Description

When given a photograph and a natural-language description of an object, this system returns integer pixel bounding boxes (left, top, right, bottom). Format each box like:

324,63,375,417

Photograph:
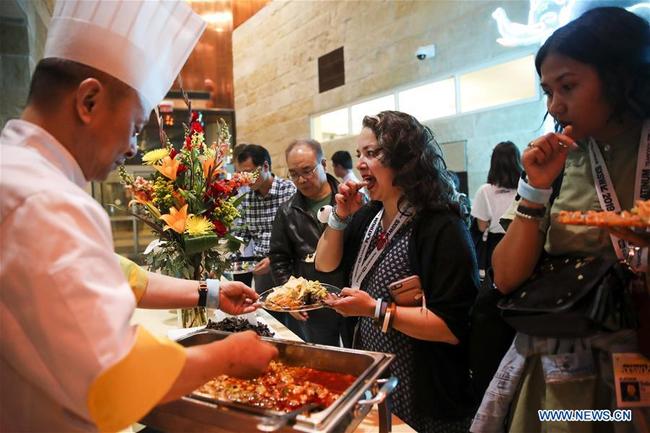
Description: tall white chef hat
43,0,206,114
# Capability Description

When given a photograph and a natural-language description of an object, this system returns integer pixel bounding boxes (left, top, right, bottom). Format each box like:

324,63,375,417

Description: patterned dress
356,222,470,433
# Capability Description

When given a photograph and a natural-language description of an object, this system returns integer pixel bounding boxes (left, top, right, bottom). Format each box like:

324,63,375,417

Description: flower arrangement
119,109,255,326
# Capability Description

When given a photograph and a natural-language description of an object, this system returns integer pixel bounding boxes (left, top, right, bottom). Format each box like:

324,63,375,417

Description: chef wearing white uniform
0,1,277,432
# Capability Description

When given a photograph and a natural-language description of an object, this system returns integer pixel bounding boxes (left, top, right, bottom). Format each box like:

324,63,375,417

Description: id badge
542,352,595,383
612,352,650,408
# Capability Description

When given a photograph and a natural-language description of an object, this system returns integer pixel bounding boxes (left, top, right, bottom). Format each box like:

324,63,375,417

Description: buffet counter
130,308,415,433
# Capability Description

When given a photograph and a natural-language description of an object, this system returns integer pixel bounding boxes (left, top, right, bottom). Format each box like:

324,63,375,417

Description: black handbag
497,256,637,338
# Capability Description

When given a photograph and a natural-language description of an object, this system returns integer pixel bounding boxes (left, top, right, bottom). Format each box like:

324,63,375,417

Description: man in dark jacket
269,139,353,346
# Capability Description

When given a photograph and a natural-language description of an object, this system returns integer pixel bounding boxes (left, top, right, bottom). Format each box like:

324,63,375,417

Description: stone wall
233,0,547,196
0,0,52,128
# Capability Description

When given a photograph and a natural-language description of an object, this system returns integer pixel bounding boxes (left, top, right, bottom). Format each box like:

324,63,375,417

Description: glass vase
176,253,212,328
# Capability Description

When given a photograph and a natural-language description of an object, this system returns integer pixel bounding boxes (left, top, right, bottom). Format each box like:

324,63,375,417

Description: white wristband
327,208,349,230
206,279,220,310
517,177,552,205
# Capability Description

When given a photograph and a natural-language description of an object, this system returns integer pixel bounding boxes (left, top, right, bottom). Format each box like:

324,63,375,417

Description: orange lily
160,204,188,234
202,156,216,179
154,156,180,181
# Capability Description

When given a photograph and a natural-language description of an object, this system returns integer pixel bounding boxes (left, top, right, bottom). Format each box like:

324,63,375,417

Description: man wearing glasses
268,139,354,346
235,145,296,294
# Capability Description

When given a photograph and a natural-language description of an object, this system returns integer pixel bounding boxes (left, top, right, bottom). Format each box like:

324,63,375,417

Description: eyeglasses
288,165,319,181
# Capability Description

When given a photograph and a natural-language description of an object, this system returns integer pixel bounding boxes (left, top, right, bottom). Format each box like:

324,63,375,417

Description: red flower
190,112,203,134
169,148,178,159
191,121,203,134
206,180,234,200
213,220,227,236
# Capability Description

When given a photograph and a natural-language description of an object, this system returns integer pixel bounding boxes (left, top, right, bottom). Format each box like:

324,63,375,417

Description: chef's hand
220,331,278,379
523,126,578,189
324,288,375,317
219,281,259,315
608,227,650,248
334,181,368,219
253,257,271,275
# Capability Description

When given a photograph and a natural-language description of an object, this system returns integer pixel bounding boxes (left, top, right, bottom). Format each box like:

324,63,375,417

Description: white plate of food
258,276,340,312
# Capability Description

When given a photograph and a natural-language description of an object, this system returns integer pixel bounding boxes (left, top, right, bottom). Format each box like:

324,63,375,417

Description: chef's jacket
0,120,185,432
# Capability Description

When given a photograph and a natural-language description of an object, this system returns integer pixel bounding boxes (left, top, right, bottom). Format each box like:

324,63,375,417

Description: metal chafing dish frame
140,329,397,433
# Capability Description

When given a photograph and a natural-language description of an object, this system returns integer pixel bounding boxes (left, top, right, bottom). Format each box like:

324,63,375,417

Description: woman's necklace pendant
376,232,388,250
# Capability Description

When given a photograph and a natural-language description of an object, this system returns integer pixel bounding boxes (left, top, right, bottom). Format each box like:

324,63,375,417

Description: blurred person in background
471,141,522,279
332,150,360,183
234,144,296,293
332,150,368,200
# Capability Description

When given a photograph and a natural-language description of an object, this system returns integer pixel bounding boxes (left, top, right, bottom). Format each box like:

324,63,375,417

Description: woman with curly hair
315,110,479,432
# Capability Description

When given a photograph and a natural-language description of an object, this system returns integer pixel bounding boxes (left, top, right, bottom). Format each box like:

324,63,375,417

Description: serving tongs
256,402,321,432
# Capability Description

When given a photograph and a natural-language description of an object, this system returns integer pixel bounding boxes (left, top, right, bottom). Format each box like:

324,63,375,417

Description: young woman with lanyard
472,7,650,433
315,111,479,433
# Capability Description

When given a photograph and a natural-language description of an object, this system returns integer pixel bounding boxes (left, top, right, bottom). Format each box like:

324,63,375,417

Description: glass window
459,55,536,113
398,78,456,121
351,95,395,133
312,108,349,142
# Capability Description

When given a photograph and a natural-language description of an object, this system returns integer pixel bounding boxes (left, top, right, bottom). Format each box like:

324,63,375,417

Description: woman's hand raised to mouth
334,180,368,219
523,125,578,189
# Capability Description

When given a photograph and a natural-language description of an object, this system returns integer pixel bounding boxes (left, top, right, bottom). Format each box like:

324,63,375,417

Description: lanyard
588,119,649,271
351,206,413,288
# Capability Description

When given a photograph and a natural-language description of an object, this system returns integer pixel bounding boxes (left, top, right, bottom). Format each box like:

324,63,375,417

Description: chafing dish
140,330,396,433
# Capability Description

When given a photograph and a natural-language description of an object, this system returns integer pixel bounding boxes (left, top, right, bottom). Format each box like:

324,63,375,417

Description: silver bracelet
374,297,383,320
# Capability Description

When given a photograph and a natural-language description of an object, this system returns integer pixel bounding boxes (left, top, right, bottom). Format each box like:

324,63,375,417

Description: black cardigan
342,202,479,418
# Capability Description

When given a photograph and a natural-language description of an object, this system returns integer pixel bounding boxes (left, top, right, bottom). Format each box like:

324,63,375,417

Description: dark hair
487,141,522,189
27,58,131,108
331,150,353,169
535,7,650,121
232,143,248,161
285,138,324,161
237,144,272,169
362,111,457,214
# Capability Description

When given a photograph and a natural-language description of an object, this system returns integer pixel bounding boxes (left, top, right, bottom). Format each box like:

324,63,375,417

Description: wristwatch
197,280,208,307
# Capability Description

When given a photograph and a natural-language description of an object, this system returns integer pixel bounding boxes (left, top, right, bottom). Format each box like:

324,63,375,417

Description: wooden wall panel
175,0,234,109
172,0,268,109
233,0,269,29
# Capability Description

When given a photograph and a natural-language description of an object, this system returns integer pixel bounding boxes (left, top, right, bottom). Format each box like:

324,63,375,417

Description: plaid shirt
235,175,296,257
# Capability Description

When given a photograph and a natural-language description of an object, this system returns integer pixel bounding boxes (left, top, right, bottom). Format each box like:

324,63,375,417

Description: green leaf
224,233,243,251
231,193,248,209
183,234,220,255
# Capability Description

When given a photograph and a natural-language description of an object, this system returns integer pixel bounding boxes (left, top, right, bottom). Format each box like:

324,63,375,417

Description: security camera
415,44,436,61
